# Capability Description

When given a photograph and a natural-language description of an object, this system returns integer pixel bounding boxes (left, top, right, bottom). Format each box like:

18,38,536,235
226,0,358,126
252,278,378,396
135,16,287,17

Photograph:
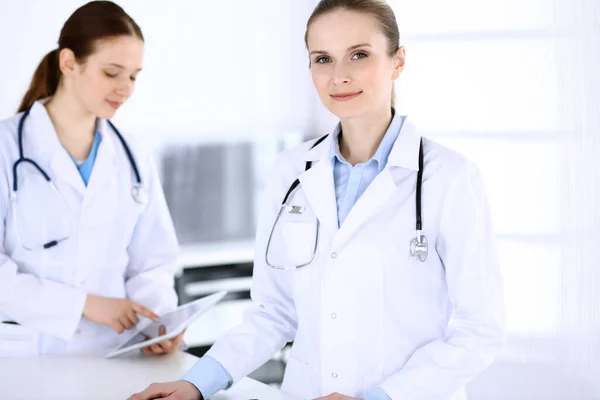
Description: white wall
0,1,322,142
388,0,600,398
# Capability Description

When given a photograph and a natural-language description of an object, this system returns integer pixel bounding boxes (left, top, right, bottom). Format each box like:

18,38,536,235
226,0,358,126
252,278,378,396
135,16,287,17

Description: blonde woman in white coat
131,1,506,399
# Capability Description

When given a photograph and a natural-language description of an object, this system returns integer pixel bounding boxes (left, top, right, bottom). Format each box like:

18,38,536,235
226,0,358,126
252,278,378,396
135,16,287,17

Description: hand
142,324,186,355
82,295,159,334
128,380,202,400
314,393,362,400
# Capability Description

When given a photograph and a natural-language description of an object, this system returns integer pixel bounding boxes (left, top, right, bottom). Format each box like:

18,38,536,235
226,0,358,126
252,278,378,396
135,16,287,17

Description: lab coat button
331,252,337,259
331,372,338,378
330,313,337,319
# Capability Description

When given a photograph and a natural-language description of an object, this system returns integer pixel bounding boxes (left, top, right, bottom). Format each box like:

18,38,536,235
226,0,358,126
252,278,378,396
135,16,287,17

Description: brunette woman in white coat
0,1,183,356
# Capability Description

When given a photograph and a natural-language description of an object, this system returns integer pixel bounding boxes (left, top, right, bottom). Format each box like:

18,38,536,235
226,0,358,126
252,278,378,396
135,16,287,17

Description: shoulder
0,112,23,152
0,113,22,212
268,135,327,180
421,137,487,202
104,120,156,171
0,112,23,175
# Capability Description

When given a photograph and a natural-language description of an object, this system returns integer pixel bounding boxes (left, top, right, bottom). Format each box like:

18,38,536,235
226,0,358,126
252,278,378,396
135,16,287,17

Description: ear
58,48,79,77
391,46,406,80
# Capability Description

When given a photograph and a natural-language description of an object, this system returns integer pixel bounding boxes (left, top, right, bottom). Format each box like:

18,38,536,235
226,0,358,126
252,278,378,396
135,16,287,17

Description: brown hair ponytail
17,49,61,113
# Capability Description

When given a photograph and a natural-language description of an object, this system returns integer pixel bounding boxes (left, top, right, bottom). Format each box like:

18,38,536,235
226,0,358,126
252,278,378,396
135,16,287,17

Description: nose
114,77,134,99
332,62,352,86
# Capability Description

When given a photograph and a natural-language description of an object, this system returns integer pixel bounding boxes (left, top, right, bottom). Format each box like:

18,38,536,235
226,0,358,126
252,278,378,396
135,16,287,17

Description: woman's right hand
83,295,159,334
128,381,202,400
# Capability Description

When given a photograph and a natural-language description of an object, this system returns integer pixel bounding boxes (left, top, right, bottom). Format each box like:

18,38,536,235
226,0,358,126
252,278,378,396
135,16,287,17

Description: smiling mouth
330,91,362,101
107,100,122,109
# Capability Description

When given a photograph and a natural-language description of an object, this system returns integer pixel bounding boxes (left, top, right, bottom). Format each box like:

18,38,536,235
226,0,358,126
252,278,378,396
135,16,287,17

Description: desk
0,351,298,400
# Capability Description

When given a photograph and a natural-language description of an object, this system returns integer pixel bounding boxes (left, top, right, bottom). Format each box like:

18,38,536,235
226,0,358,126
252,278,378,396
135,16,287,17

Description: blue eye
315,56,331,64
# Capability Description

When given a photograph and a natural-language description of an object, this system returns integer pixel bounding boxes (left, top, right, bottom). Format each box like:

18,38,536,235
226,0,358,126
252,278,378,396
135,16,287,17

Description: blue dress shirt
68,129,102,186
330,109,404,227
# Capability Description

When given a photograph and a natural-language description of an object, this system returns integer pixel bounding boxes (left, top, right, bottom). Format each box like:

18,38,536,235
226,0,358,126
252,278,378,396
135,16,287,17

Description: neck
45,87,96,161
339,106,393,166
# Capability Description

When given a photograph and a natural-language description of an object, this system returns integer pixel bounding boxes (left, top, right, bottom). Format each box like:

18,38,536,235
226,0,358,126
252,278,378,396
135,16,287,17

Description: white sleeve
124,154,179,316
0,153,86,341
378,162,506,399
204,157,299,382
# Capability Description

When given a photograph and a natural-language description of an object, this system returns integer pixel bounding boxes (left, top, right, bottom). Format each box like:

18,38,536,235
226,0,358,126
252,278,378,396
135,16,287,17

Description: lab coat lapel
332,118,422,250
298,139,339,235
50,153,86,196
84,119,118,199
332,169,397,249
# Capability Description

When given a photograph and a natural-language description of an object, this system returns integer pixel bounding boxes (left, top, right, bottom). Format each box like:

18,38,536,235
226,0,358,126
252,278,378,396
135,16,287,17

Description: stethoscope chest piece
132,185,148,204
410,234,428,262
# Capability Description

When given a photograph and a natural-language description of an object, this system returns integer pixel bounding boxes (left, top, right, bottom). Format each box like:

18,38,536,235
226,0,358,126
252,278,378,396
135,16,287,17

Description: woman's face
307,9,404,119
62,35,144,119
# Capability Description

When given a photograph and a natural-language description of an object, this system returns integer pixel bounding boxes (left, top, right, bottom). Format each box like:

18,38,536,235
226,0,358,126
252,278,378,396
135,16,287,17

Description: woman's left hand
141,325,185,355
314,393,362,400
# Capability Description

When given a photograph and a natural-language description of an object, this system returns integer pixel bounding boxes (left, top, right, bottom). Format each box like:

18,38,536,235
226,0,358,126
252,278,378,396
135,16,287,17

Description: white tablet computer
105,290,228,358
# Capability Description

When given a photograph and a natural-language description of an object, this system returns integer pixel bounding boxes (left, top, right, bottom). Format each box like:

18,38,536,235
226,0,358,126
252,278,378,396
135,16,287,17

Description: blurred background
1,0,599,398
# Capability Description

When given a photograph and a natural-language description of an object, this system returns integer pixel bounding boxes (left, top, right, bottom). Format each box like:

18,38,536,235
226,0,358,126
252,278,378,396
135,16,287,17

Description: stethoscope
11,105,147,251
265,134,427,271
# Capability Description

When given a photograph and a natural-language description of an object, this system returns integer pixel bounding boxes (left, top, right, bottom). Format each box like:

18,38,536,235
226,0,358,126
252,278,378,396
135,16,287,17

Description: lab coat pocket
279,218,317,295
0,324,39,357
280,219,316,268
281,355,318,399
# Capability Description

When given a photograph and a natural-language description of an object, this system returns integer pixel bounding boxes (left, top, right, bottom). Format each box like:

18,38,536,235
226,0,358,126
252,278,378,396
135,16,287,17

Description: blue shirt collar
329,108,405,172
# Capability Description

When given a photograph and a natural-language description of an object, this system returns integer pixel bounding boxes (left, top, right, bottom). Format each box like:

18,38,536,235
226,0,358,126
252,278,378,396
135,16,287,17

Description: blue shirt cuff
181,356,233,399
363,386,392,400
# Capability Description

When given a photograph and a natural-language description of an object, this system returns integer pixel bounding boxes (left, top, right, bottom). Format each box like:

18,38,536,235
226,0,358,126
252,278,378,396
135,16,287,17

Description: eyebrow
309,43,373,56
106,63,143,72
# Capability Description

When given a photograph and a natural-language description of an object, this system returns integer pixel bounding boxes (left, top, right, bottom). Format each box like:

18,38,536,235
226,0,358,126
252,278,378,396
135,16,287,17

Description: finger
120,315,134,330
155,325,173,353
157,338,174,353
127,383,172,400
140,336,153,355
132,302,159,322
112,320,125,334
128,309,140,327
150,343,164,354
142,346,154,355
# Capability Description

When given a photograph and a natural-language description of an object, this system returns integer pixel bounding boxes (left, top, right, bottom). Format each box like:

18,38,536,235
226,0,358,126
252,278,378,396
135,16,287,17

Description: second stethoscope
265,134,427,271
11,105,147,251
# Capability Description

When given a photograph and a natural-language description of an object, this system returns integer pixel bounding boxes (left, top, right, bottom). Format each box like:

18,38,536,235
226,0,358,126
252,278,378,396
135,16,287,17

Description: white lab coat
205,118,506,399
0,100,179,356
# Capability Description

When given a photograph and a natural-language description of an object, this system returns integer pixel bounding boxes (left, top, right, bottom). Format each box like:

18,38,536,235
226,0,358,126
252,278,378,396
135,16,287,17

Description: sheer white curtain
388,0,600,397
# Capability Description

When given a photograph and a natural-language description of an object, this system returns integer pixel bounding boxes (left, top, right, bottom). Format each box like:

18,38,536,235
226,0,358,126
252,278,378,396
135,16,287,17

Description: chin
94,106,118,120
325,101,365,120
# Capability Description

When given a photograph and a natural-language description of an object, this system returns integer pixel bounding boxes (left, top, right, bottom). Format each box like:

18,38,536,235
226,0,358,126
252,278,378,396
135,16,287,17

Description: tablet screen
112,291,227,352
